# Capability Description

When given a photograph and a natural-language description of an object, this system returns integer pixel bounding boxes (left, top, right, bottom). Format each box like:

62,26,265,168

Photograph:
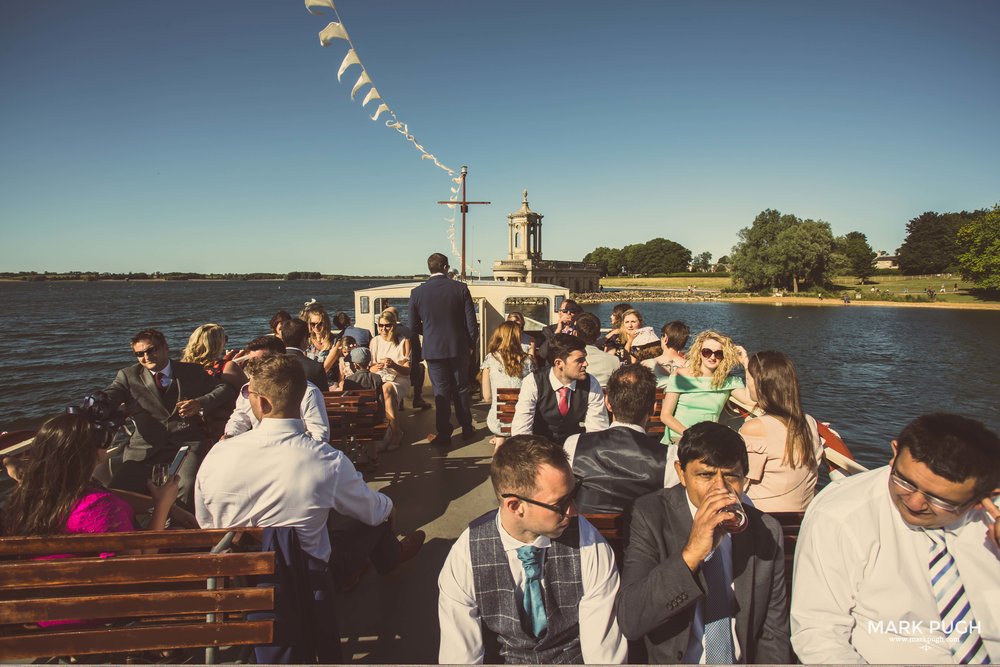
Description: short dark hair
268,310,292,334
561,299,582,315
677,422,749,475
896,413,1000,500
661,320,690,351
278,319,309,349
427,253,449,274
610,303,632,327
132,329,167,348
547,333,585,365
333,311,351,330
606,364,656,425
574,313,601,344
491,435,571,498
245,335,286,354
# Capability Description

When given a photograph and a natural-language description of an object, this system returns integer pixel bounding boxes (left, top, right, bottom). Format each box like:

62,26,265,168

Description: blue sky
2,1,998,276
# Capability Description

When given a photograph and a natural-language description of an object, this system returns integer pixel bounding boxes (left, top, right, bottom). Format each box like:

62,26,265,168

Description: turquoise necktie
516,545,547,638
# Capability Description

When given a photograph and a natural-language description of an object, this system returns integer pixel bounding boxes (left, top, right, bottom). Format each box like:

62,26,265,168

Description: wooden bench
0,527,273,663
323,389,389,456
494,387,666,437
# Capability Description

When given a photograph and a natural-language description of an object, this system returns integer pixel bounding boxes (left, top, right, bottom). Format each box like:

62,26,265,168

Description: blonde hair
181,323,226,369
377,309,401,345
250,354,306,414
689,330,740,389
487,321,528,377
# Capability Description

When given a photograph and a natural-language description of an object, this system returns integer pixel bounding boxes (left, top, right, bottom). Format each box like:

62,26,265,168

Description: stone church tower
492,191,601,293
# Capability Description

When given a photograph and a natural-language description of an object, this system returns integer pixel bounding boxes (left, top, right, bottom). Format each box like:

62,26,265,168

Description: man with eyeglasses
438,435,627,664
618,422,791,664
791,413,1000,664
538,299,582,367
103,328,233,506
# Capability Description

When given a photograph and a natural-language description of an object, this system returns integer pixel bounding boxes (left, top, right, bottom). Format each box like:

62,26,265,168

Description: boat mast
438,165,490,280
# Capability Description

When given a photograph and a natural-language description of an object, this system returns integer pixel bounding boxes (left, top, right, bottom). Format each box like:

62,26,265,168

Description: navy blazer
408,275,478,360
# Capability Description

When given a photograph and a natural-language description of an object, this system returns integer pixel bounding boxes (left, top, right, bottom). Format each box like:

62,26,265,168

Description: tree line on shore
582,203,1000,293
0,271,414,282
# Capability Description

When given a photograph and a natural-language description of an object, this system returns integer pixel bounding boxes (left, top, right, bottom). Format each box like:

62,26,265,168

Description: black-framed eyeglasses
378,323,393,329
890,465,972,514
501,476,584,517
134,345,158,358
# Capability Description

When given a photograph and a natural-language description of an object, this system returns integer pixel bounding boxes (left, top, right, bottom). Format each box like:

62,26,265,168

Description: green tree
731,209,836,291
897,210,982,275
625,238,691,274
956,204,1000,289
692,251,713,272
582,246,623,276
837,231,877,281
772,220,835,293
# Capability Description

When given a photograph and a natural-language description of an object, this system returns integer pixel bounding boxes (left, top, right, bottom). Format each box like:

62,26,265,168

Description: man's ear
889,439,898,466
604,395,612,413
258,395,274,416
674,460,686,488
501,495,522,516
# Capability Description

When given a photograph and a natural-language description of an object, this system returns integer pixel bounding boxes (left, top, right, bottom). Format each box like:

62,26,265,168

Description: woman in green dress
658,329,752,445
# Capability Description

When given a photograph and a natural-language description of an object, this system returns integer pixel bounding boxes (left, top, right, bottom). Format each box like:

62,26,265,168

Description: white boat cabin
353,280,569,362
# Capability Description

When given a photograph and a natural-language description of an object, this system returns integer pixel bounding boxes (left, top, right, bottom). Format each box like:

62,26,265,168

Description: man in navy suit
408,253,479,447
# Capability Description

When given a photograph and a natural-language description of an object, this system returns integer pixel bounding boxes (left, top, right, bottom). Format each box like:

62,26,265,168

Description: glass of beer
718,494,748,533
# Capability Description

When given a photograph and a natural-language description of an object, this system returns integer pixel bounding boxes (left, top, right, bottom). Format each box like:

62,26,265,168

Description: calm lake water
2,280,998,470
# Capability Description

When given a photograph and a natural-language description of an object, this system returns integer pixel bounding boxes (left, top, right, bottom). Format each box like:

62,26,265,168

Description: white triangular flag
319,22,349,46
351,71,372,100
370,103,389,121
362,87,381,107
305,0,335,15
337,49,361,82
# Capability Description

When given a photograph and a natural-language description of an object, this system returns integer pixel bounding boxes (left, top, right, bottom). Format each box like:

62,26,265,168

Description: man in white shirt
563,364,666,514
438,434,627,664
196,355,422,583
222,336,330,443
791,413,1000,664
618,422,791,664
511,334,609,445
572,313,621,387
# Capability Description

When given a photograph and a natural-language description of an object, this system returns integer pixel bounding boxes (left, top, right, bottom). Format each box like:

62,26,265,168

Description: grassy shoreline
591,276,1000,311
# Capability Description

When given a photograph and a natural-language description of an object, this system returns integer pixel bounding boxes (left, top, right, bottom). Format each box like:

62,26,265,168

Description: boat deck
337,398,496,663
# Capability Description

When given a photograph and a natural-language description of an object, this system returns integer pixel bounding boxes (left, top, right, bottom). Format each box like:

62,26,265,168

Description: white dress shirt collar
497,509,552,550
610,421,645,433
255,417,307,435
547,368,577,392
151,360,173,383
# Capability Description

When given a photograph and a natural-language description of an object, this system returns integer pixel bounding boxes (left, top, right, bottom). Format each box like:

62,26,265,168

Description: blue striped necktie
516,545,547,638
925,529,991,664
703,550,735,663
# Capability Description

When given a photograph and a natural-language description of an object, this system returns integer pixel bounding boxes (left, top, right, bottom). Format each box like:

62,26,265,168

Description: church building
491,191,601,294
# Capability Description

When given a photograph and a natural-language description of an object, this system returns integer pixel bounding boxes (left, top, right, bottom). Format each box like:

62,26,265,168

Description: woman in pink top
739,351,824,512
1,409,179,625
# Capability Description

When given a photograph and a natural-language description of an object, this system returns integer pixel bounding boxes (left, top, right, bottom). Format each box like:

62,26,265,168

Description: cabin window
504,296,548,332
360,296,370,315
554,295,563,313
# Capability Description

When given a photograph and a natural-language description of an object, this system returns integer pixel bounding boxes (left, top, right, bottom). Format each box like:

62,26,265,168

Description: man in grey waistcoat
438,435,627,664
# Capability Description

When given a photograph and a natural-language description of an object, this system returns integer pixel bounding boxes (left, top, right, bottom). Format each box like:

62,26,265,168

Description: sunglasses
378,323,393,329
501,477,583,517
134,346,158,358
890,466,971,514
700,348,725,361
308,321,326,329
240,384,261,400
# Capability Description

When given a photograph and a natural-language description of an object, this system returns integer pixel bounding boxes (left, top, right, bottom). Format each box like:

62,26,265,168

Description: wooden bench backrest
0,527,273,662
323,389,388,443
494,387,666,436
768,511,805,594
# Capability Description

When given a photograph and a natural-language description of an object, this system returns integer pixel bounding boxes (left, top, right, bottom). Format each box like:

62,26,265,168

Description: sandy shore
574,291,1000,311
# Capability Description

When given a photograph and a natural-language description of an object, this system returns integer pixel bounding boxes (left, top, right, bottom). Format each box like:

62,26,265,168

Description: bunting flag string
306,0,466,265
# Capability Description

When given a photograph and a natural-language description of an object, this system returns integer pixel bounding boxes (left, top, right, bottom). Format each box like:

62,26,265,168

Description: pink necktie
557,386,570,416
